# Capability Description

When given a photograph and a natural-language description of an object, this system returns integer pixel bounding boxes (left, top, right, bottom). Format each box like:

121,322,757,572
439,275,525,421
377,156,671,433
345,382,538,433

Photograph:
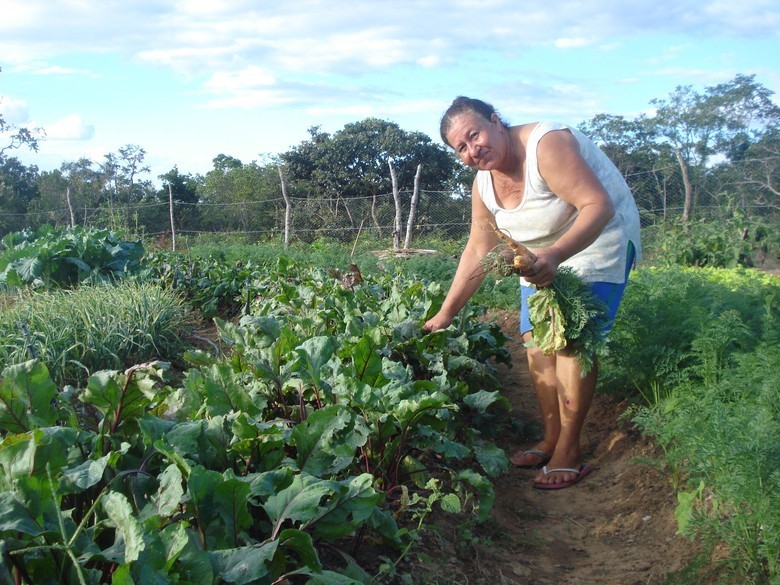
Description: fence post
65,187,75,228
278,165,291,248
168,183,177,251
388,158,402,250
403,164,422,249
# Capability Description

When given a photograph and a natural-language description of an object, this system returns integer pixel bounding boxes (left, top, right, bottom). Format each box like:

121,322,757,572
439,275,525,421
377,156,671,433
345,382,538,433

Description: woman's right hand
423,312,454,333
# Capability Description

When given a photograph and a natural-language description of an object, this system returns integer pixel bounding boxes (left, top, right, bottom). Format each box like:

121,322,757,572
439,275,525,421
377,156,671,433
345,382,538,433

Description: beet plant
0,261,513,583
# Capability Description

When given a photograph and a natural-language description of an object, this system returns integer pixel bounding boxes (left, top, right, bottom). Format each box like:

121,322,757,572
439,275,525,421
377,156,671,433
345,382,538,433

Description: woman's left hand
520,247,561,288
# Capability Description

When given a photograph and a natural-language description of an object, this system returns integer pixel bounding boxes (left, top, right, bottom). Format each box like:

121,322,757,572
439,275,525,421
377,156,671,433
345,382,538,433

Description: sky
1,0,779,184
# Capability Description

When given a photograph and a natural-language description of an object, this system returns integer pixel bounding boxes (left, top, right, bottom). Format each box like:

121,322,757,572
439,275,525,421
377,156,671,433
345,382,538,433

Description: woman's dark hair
439,96,508,146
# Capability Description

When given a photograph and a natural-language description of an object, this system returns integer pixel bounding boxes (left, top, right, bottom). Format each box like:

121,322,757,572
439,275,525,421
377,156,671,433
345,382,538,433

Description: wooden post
675,147,693,222
168,183,177,251
388,158,402,250
403,164,422,250
278,165,292,248
65,187,75,228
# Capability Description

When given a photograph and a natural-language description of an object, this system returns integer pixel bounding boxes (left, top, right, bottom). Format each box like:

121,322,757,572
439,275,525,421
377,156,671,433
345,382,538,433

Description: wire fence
3,164,778,248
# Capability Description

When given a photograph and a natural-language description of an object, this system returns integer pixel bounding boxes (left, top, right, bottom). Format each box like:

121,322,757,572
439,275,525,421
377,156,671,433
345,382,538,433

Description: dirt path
410,310,702,584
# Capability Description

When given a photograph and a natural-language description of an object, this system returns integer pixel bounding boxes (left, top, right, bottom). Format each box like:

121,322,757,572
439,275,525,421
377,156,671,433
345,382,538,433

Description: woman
424,97,641,489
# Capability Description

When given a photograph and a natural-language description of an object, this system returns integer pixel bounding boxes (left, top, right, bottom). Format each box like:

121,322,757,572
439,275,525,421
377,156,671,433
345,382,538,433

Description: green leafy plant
477,225,610,373
620,266,779,584
0,225,144,288
0,260,514,583
140,251,262,318
600,266,777,401
526,267,609,375
632,345,780,584
642,214,778,269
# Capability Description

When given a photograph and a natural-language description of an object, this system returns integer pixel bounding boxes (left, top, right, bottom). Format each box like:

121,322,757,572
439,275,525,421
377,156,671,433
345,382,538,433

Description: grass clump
0,281,193,386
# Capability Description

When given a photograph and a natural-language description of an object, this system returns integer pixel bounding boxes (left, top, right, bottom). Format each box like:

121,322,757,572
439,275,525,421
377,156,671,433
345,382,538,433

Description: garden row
0,228,514,584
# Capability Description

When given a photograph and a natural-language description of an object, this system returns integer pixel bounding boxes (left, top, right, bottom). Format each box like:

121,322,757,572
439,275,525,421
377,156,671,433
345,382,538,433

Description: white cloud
4,0,777,82
45,114,95,141
703,0,780,33
555,37,594,49
4,62,99,77
31,65,96,76
202,66,276,92
417,55,441,68
2,0,778,180
0,96,31,124
0,1,42,31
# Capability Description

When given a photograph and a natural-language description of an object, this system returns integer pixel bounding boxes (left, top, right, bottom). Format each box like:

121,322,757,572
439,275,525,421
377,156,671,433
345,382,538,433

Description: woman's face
445,111,506,169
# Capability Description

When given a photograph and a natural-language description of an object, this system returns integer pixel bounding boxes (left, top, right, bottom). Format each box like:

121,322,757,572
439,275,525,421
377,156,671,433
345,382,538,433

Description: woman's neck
492,125,525,180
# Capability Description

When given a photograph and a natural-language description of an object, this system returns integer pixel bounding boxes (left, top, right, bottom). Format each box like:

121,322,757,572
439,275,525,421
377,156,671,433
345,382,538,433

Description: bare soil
406,310,706,585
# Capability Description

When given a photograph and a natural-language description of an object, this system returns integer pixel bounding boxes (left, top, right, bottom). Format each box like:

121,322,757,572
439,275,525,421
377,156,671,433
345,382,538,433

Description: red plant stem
110,364,146,435
298,384,306,421
359,446,370,474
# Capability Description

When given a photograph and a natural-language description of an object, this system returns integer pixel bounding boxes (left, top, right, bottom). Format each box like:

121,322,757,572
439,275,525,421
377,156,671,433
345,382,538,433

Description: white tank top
477,121,642,284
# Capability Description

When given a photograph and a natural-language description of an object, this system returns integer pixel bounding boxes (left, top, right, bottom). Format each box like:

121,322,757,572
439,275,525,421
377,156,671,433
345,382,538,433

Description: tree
117,144,151,205
578,113,682,220
198,156,283,238
648,74,780,221
30,159,107,230
30,168,69,226
0,157,40,235
649,85,720,221
158,166,199,205
60,158,107,210
279,118,457,240
578,114,657,175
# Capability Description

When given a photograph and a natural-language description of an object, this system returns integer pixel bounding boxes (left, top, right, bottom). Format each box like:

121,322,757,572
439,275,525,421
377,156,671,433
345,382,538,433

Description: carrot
479,223,609,376
481,222,537,275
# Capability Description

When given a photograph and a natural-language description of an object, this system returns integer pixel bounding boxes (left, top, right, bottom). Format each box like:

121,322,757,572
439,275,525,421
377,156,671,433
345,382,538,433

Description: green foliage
632,345,780,583
0,281,192,386
527,267,609,375
140,250,262,318
642,215,776,269
605,265,779,583
140,240,520,325
0,225,144,288
280,118,457,200
600,266,778,400
0,262,512,583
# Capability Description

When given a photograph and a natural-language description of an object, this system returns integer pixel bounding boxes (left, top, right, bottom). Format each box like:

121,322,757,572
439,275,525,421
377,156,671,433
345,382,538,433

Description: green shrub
642,215,779,269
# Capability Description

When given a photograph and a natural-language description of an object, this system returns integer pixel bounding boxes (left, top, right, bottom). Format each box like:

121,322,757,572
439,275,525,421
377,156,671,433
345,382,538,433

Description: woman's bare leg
510,332,560,466
535,352,597,485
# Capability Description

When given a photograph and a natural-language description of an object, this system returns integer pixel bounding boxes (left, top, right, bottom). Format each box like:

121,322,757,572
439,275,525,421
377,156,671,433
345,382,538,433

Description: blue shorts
519,243,636,336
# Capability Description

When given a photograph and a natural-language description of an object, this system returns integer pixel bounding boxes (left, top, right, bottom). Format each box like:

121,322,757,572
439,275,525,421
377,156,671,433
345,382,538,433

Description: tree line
1,74,778,241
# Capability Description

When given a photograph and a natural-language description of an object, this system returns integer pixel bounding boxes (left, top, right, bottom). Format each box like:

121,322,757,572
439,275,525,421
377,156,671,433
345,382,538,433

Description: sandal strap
541,466,581,475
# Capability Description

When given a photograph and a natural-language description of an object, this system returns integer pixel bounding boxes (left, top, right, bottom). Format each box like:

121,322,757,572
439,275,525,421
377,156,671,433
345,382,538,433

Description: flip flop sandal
510,448,552,469
533,464,592,490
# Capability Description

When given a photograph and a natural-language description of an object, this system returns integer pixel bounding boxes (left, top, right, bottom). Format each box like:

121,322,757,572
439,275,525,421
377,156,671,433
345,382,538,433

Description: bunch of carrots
482,224,609,376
